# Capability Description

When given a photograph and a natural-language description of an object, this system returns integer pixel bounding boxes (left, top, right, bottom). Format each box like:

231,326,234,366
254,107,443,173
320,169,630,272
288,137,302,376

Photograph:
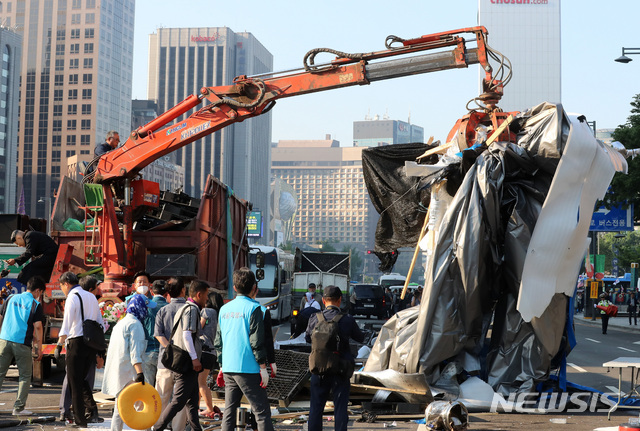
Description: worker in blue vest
0,276,46,415
214,267,273,431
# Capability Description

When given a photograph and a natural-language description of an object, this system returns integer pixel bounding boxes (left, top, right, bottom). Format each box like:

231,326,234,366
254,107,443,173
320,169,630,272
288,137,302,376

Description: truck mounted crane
80,25,514,297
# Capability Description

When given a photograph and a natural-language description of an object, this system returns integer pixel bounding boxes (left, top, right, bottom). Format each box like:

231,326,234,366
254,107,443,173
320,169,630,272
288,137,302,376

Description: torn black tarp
363,103,587,395
362,142,436,271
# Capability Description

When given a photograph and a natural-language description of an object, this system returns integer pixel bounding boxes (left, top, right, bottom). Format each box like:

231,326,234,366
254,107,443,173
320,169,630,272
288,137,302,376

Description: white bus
379,273,407,290
249,246,294,322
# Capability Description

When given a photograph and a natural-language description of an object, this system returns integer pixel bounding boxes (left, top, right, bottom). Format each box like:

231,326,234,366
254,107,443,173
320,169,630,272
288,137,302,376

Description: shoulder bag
75,292,107,352
161,304,194,374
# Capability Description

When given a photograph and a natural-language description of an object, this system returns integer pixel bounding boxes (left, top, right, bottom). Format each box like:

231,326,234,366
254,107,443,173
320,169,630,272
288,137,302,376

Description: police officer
7,230,59,284
305,285,365,431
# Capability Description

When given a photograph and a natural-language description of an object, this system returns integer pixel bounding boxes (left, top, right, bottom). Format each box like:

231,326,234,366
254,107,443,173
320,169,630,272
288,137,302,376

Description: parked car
349,284,386,319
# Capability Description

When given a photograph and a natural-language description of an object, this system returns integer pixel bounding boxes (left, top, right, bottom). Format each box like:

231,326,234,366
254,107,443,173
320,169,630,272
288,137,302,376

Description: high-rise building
147,27,273,244
0,0,135,217
478,0,561,112
0,26,21,214
271,138,376,252
353,118,424,147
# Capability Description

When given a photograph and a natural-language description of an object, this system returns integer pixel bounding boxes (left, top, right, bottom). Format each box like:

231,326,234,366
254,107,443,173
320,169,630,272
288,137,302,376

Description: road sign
590,204,634,232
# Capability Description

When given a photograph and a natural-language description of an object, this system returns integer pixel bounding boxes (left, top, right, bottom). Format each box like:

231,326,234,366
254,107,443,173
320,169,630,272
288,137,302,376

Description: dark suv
349,284,386,319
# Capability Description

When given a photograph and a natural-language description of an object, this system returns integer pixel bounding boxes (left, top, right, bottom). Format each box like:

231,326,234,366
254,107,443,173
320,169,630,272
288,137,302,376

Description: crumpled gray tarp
364,103,574,394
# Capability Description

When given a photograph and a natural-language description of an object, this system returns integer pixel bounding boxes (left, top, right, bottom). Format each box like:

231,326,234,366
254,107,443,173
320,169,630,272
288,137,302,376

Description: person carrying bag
161,305,193,374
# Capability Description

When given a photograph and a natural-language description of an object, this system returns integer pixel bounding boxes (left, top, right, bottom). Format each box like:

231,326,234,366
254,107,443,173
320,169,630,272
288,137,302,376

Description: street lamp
37,197,52,234
615,47,640,63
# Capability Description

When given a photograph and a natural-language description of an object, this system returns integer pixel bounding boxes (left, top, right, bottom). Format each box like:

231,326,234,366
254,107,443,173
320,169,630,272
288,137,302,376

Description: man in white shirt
56,271,104,428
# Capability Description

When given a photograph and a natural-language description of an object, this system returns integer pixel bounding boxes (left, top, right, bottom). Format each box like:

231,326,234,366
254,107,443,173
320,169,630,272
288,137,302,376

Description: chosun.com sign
490,0,549,4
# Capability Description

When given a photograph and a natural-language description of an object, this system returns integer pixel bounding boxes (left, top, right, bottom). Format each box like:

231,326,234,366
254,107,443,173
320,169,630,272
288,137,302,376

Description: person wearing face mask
102,294,153,431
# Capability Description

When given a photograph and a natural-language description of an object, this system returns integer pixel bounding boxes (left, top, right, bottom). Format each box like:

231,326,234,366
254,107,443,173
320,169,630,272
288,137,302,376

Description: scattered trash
549,418,567,424
384,421,398,428
424,400,469,430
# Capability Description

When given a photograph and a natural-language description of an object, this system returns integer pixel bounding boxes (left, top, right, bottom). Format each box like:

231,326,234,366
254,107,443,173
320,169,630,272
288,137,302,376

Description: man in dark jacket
305,285,365,431
94,130,120,157
7,230,59,284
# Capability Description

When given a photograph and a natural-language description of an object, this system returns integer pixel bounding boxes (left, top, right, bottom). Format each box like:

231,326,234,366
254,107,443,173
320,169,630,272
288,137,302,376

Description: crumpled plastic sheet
364,102,624,397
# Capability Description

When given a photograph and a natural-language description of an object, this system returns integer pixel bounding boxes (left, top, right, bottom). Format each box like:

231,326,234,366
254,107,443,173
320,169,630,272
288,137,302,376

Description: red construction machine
34,25,515,377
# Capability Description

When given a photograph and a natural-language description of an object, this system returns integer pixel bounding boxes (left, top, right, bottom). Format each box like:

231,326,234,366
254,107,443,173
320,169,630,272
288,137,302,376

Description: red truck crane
84,25,513,291
34,26,516,378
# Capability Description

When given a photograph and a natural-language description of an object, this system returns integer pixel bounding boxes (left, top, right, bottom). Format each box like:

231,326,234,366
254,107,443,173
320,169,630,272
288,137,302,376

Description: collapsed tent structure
361,102,628,402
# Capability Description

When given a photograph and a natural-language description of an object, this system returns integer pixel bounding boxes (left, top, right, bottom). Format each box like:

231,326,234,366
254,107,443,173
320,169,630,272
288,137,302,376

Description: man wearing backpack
305,285,365,431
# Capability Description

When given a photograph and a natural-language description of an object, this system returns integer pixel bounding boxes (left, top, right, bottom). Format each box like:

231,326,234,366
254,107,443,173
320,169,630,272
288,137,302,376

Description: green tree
342,246,363,280
602,94,640,221
278,240,293,253
316,239,337,252
598,231,640,275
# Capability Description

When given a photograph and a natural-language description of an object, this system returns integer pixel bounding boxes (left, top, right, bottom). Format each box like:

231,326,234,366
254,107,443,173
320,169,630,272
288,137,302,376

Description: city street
0,315,639,430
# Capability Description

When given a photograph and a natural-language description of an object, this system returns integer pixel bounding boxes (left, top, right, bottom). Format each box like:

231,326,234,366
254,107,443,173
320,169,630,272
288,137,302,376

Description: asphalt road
0,315,639,430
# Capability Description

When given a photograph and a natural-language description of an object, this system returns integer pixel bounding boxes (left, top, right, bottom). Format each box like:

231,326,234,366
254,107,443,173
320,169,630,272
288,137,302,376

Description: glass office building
0,0,135,217
148,27,273,244
478,0,561,112
0,26,21,214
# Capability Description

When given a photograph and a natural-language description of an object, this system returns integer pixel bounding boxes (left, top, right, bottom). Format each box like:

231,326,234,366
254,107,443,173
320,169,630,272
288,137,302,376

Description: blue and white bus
249,246,294,322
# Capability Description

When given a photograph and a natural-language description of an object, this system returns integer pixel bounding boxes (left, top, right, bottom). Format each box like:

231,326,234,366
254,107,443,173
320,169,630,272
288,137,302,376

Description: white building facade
478,0,561,112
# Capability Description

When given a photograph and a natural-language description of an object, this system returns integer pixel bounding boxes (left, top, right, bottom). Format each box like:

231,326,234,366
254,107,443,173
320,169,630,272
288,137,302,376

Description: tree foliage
597,231,640,275
602,94,640,221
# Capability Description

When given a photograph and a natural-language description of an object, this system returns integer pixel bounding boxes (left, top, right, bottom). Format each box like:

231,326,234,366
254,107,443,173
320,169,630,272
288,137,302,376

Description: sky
131,0,640,146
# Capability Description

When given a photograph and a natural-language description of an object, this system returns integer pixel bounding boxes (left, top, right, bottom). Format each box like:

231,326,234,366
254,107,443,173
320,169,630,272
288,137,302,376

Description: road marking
585,338,601,343
633,340,640,345
618,346,636,353
0,389,17,394
606,386,626,397
567,363,587,373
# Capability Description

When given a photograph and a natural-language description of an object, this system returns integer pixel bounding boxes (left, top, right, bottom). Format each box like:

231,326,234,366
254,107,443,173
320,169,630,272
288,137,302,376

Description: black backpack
309,312,344,375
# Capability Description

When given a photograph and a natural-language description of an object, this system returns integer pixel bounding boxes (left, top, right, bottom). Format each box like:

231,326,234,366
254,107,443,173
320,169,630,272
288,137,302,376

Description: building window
80,150,90,155
82,88,92,100
67,135,76,146
53,89,63,101
66,150,76,157
69,58,78,69
80,134,91,145
86,0,95,7
52,136,62,147
67,120,76,130
86,13,95,24
83,58,92,69
54,74,64,86
81,104,91,115
71,13,81,24
70,43,79,54
53,105,62,116
84,43,93,54
72,0,81,9
54,59,64,71
81,119,90,130
55,44,64,55
71,29,80,39
82,73,92,84
68,89,77,99
85,28,94,38
69,74,78,84
52,120,62,132
67,104,77,115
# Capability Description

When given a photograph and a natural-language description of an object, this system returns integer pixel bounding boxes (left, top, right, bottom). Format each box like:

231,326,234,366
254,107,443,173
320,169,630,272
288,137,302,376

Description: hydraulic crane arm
94,26,502,183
